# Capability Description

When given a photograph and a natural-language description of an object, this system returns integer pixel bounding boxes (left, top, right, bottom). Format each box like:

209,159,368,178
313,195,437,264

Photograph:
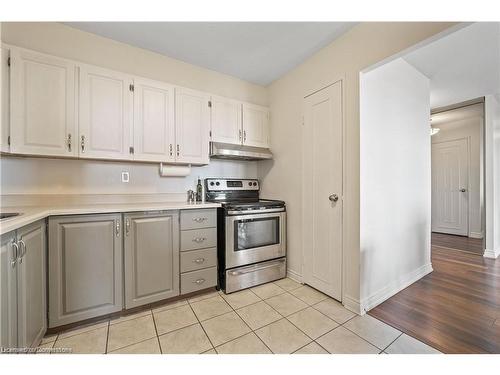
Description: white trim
469,231,484,239
285,268,303,284
342,294,362,315
361,263,433,312
484,248,500,259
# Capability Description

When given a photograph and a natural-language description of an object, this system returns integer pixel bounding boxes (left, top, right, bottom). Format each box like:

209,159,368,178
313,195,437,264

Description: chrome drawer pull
192,217,207,223
193,258,205,264
193,278,205,285
11,241,19,268
192,237,206,243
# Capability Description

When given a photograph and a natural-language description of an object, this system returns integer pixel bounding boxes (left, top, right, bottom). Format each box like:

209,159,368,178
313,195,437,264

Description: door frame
301,76,346,303
431,136,471,236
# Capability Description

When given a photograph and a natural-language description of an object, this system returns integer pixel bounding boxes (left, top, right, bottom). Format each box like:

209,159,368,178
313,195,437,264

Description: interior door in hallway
302,81,343,301
432,138,469,236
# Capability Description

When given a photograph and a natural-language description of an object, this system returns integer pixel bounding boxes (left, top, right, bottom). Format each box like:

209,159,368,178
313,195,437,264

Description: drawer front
181,247,217,273
180,209,217,230
180,228,217,251
181,267,217,294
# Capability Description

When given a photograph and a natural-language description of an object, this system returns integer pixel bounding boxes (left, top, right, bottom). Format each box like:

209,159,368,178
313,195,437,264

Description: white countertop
0,201,220,235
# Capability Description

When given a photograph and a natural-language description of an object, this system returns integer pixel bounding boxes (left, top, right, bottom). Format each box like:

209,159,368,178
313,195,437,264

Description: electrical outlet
121,171,130,183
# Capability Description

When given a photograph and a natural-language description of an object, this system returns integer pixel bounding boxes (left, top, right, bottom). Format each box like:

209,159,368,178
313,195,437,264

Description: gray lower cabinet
124,211,179,309
48,214,123,328
1,220,46,349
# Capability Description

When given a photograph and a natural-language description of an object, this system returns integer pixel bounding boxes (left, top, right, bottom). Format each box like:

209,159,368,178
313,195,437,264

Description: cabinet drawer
181,267,217,295
181,247,217,273
180,228,217,251
180,209,217,230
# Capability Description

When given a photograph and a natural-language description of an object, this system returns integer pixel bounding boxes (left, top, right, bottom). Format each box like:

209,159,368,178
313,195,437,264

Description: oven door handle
229,259,286,276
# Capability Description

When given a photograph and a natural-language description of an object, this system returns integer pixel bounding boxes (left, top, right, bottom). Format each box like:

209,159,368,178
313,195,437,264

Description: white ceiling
404,22,500,109
64,22,356,86
430,103,483,126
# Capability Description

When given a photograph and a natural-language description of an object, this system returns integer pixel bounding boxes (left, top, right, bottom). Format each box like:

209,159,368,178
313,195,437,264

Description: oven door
225,210,286,269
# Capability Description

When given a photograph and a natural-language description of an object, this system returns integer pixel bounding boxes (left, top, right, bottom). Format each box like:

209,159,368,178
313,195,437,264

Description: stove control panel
205,178,259,191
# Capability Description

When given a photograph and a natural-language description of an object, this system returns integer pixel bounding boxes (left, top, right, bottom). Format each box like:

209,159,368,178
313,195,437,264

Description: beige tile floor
37,278,441,354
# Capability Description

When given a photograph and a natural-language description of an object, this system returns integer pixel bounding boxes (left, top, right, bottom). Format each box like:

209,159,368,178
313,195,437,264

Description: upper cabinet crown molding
175,87,210,165
10,47,77,157
78,64,133,160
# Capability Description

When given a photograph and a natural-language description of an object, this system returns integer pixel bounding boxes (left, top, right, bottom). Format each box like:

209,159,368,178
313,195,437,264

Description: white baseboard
361,263,433,312
469,231,484,239
484,248,500,259
285,268,303,283
343,294,362,315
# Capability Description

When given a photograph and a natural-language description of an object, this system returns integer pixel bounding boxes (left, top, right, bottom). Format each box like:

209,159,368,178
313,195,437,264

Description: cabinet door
0,232,18,348
10,47,76,157
242,103,270,148
175,87,210,164
48,214,123,328
1,47,10,153
210,96,242,145
124,211,179,309
133,78,175,162
79,65,133,160
17,221,46,348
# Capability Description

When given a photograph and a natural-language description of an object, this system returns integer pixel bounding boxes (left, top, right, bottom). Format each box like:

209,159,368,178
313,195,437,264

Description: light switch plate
121,171,130,183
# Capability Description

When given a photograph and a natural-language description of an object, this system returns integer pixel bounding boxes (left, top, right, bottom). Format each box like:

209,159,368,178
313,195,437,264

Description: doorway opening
430,100,485,256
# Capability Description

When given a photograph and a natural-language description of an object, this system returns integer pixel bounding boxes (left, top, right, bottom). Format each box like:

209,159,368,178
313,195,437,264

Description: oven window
234,217,280,251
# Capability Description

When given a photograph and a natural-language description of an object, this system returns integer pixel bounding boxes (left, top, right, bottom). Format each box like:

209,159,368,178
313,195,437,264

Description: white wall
431,113,483,238
0,22,266,197
484,95,500,258
259,22,454,313
360,58,432,311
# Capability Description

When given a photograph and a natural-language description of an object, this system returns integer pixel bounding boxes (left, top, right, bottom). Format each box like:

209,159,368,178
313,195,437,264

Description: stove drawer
180,247,217,273
181,228,217,251
180,209,217,230
225,257,286,294
181,267,217,295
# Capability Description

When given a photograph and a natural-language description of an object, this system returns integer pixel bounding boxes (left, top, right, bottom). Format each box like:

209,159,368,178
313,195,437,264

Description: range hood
209,142,273,161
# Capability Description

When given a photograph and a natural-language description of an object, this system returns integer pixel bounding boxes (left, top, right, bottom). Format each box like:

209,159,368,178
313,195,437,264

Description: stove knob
215,181,220,186
253,182,257,186
248,182,252,186
210,182,214,186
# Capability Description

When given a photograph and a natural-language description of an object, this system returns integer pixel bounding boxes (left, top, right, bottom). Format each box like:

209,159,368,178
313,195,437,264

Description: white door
242,103,270,148
432,138,469,235
1,47,10,153
10,48,76,157
302,81,343,300
175,87,210,164
79,65,133,160
133,78,175,162
210,96,242,145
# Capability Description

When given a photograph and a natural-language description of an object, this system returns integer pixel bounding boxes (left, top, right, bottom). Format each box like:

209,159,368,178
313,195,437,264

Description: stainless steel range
205,178,286,293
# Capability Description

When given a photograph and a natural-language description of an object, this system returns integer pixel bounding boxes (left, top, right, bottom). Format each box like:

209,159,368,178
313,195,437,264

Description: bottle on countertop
196,177,203,202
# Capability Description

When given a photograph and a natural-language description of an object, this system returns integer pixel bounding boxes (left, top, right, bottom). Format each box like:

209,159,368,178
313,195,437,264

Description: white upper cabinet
175,87,210,164
79,65,133,160
133,78,175,162
210,95,242,145
1,47,10,153
242,103,270,148
10,48,77,157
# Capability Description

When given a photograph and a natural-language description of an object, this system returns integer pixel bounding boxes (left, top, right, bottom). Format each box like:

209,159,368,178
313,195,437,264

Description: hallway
369,243,500,353
431,232,484,255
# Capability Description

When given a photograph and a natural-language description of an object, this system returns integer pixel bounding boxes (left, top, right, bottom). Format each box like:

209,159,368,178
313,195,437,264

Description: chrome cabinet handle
125,218,130,236
193,278,205,285
176,144,180,157
329,194,339,202
192,237,206,243
192,217,207,223
460,188,467,193
18,239,26,264
239,129,242,141
116,220,120,237
67,134,72,152
243,130,246,142
81,135,85,153
11,241,19,268
169,144,173,157
193,258,205,264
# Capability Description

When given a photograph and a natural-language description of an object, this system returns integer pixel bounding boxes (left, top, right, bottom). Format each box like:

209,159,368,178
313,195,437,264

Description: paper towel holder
159,163,191,177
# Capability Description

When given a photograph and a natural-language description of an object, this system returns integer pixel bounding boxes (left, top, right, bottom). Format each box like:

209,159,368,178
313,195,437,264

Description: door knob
459,188,467,192
329,194,339,202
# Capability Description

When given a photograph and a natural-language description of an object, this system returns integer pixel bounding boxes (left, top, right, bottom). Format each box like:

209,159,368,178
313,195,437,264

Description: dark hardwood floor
369,245,500,353
431,232,484,255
